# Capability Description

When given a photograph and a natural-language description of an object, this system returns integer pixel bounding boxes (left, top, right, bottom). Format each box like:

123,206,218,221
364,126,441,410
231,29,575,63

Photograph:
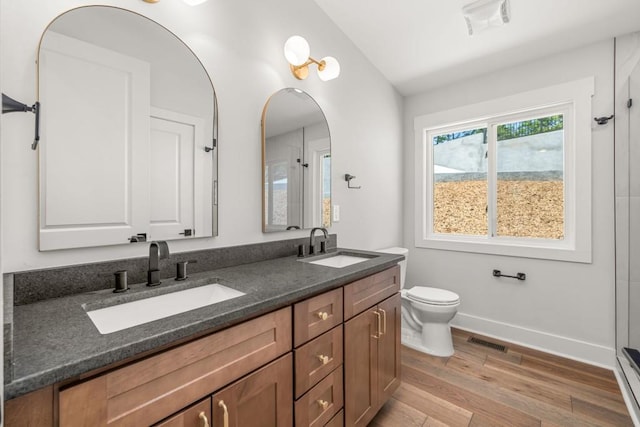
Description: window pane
496,115,564,239
432,128,487,235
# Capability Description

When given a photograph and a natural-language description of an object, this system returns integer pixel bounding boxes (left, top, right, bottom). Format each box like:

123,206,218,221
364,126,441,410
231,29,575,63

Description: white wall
404,40,617,367
0,0,403,272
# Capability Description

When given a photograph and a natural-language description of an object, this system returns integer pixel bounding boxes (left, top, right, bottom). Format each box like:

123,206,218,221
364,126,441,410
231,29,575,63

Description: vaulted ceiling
313,0,640,95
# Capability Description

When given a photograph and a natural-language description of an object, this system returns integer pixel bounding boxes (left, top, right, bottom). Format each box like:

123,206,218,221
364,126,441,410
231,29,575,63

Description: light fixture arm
290,56,327,80
2,93,40,150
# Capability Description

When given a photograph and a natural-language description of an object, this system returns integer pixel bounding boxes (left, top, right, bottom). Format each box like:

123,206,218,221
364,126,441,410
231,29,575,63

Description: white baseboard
451,312,617,369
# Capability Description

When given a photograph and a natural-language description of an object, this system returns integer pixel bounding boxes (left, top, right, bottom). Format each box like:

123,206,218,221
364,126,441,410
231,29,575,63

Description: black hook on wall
2,93,40,150
345,173,361,189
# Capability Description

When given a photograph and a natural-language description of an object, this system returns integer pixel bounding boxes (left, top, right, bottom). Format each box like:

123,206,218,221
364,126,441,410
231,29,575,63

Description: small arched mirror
262,89,331,233
37,6,217,250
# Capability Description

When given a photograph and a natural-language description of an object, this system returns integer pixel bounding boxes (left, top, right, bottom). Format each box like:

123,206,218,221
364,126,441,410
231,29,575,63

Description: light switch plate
333,205,340,222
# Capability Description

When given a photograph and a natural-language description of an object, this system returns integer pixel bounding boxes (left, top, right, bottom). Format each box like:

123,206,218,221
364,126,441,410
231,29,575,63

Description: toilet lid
406,287,459,305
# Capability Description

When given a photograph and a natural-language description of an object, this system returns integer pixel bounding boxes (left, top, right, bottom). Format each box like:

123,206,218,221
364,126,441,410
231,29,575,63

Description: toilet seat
406,286,459,306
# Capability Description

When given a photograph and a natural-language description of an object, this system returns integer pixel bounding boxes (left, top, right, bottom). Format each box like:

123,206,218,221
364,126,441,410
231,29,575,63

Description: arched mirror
37,6,217,250
262,89,331,233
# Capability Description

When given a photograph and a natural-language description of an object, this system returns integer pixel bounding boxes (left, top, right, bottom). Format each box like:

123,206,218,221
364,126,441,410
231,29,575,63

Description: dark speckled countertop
5,248,402,400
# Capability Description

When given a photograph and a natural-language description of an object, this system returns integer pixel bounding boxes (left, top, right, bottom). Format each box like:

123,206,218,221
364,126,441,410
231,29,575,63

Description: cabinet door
212,353,293,427
377,293,401,404
154,398,211,427
344,309,378,427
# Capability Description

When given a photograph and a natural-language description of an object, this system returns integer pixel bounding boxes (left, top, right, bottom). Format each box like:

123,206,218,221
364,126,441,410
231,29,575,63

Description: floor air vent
467,336,508,352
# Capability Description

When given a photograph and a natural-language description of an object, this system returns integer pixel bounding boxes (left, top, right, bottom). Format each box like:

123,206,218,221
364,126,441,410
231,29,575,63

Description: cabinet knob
218,400,229,427
317,399,330,410
317,311,328,320
198,411,210,427
317,354,330,365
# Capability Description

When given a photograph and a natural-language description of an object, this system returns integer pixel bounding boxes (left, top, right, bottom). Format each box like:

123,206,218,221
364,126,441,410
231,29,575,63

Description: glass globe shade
317,56,340,81
284,36,310,66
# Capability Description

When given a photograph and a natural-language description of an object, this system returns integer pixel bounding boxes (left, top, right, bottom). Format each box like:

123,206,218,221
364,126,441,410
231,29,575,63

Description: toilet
377,247,460,357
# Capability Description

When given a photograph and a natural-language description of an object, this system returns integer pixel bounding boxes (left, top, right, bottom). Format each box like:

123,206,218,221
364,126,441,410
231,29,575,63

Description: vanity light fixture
142,0,160,3
462,0,510,35
284,35,340,81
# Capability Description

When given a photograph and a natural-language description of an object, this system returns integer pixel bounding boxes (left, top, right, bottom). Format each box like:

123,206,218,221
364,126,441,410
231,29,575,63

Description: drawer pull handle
317,311,328,320
372,310,381,339
317,354,330,364
218,400,229,427
379,308,387,335
317,399,330,410
199,411,210,427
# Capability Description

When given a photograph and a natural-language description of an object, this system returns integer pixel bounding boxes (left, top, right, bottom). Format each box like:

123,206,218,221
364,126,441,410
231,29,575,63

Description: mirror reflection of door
262,89,331,233
38,6,217,250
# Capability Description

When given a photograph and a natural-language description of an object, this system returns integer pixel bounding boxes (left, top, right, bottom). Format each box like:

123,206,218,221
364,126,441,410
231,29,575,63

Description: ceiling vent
462,0,510,36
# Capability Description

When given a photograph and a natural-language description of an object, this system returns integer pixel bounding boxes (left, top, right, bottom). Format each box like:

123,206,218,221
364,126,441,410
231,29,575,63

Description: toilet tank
377,247,408,289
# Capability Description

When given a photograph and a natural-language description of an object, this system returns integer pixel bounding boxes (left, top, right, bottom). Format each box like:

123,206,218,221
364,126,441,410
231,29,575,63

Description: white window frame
414,78,594,263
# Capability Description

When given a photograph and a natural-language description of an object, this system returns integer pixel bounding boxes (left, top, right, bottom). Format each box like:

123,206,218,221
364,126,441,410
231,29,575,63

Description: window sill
416,235,591,263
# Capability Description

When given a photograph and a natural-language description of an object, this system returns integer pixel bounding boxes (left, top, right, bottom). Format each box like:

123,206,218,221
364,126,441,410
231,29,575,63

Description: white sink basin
306,254,370,268
86,284,245,334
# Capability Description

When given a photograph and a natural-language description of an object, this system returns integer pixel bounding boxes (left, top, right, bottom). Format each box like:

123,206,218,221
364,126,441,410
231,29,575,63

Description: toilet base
401,321,455,357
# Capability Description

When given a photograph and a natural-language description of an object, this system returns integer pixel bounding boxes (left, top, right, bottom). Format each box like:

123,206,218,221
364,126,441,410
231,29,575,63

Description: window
415,78,594,262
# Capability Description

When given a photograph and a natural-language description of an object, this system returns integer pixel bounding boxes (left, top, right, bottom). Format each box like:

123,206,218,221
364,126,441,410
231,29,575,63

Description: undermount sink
86,284,245,334
303,253,373,268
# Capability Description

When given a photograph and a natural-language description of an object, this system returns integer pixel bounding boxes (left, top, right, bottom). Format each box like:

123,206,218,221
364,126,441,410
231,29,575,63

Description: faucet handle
113,271,128,293
176,260,197,281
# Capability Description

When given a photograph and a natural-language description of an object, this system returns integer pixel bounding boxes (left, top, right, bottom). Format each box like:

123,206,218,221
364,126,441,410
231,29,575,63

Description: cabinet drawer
294,288,343,347
154,397,211,427
325,409,344,427
295,325,343,398
344,266,400,320
295,367,343,427
59,307,292,427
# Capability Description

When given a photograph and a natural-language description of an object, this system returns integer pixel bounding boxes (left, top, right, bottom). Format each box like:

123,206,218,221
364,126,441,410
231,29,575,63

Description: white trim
616,357,640,426
414,77,594,263
452,312,616,368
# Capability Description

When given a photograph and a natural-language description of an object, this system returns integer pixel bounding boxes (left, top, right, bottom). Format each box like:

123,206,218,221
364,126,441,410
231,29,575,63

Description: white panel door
39,32,150,250
149,108,207,240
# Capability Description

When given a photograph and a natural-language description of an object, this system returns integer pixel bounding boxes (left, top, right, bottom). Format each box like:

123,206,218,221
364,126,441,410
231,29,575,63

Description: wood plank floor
369,328,634,427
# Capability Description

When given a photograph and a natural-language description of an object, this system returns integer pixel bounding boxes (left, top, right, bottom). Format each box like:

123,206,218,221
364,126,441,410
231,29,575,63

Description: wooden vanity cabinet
343,266,401,427
58,307,291,427
5,265,402,427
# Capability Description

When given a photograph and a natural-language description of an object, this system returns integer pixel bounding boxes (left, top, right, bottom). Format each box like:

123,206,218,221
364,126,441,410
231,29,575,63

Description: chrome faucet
309,227,329,255
147,241,169,286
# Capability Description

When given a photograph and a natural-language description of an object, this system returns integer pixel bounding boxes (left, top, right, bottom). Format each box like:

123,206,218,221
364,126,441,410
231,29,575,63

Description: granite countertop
5,248,403,400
